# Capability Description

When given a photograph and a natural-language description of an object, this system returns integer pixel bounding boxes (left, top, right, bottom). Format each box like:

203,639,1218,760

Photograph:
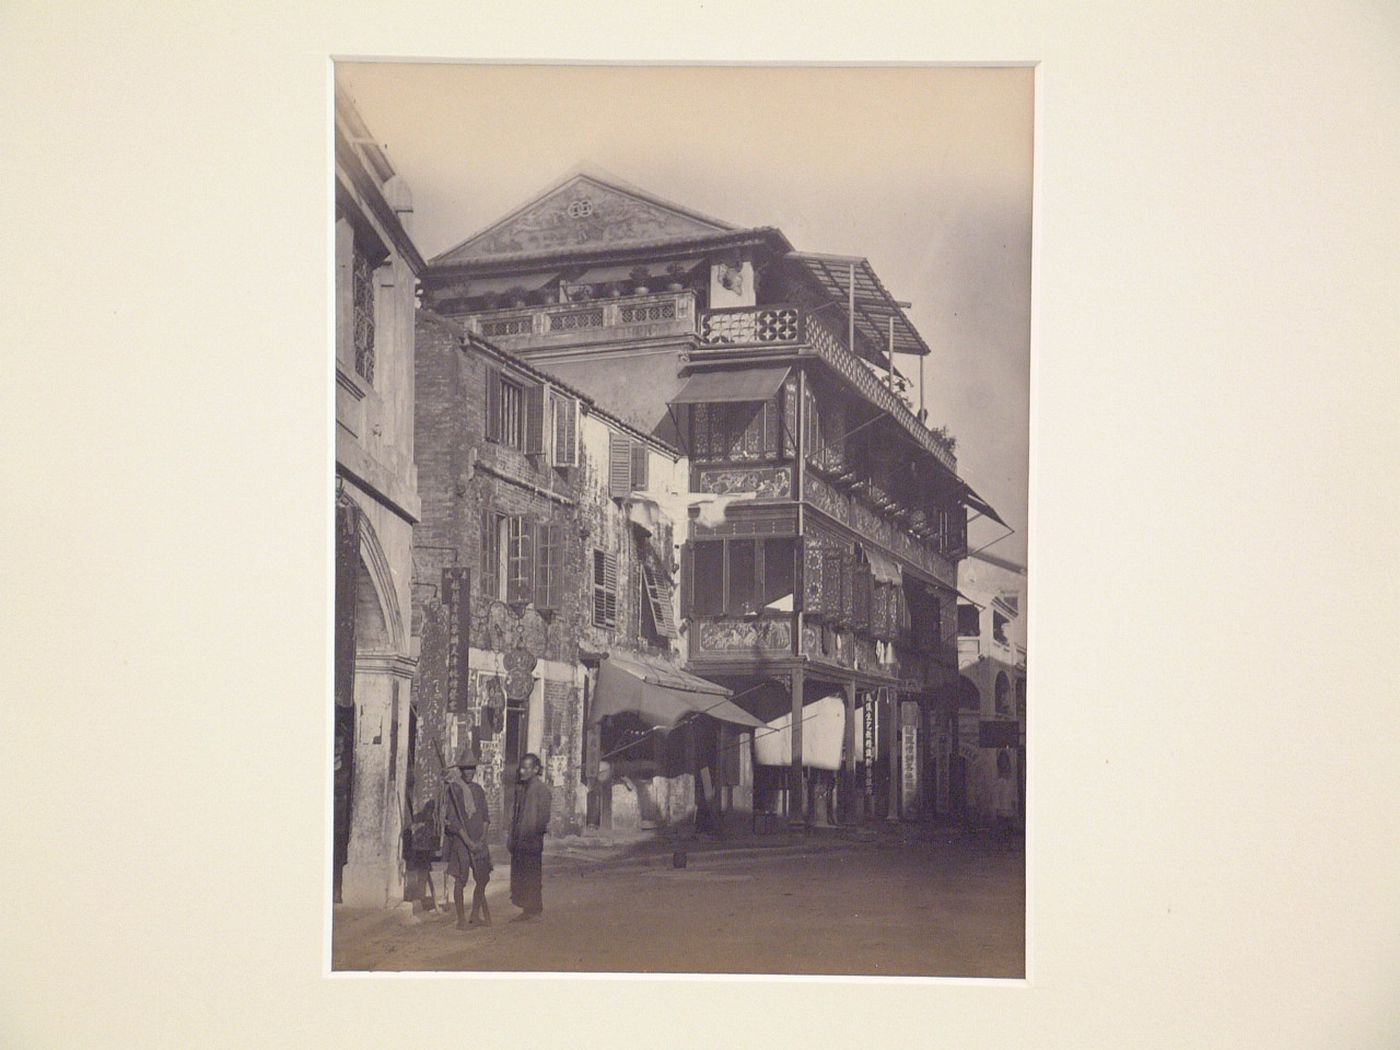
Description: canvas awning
961,483,1008,529
590,650,763,729
753,695,847,771
864,546,902,585
786,252,931,358
566,259,703,286
669,366,792,406
461,272,561,297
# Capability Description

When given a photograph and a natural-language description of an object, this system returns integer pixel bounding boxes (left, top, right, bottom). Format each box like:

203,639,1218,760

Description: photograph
331,62,1032,976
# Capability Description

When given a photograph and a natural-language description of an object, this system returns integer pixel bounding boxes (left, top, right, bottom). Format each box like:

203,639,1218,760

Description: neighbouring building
417,169,1005,831
954,551,1027,825
409,311,760,846
333,87,425,906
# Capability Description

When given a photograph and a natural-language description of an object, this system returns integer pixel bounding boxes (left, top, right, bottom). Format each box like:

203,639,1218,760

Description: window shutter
608,431,633,498
630,440,649,491
804,544,825,617
680,542,694,620
524,383,546,455
480,510,499,600
762,398,780,458
692,404,711,460
484,365,502,443
592,549,619,628
782,378,798,459
854,566,872,632
535,522,563,611
640,556,676,638
552,395,579,467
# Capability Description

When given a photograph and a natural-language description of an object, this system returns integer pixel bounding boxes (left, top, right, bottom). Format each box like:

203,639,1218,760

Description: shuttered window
639,551,676,639
607,430,652,497
552,394,579,467
608,431,632,498
483,365,541,452
524,383,545,455
480,510,501,599
505,516,533,603
592,548,618,629
535,522,563,610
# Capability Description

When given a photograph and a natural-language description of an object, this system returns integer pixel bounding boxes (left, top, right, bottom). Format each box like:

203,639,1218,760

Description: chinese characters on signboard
443,567,471,714
900,700,920,819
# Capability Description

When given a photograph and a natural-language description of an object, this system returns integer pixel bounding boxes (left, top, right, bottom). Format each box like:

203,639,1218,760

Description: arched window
995,672,1011,715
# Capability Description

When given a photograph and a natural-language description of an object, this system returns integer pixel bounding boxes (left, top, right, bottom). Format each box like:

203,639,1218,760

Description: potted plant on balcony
504,285,530,309
628,267,652,295
605,281,623,298
665,262,688,292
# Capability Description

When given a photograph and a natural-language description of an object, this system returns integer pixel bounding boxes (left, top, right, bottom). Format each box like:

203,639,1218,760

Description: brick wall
410,310,686,840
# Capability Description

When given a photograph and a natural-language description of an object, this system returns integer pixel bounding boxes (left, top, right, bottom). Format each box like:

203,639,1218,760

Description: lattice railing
465,291,693,344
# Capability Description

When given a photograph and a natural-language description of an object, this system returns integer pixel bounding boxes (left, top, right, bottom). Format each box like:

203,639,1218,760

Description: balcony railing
698,304,956,471
462,291,696,347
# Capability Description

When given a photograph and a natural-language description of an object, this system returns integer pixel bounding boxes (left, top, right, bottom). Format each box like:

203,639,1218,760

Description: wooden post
790,667,805,827
843,679,857,825
886,688,900,822
887,315,895,390
847,263,856,355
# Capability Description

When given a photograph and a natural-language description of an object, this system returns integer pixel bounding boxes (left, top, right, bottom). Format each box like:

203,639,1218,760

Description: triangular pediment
434,171,736,264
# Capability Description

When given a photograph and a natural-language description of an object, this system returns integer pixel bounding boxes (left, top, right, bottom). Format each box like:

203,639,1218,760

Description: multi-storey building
954,551,1027,824
409,311,759,843
333,88,425,905
420,170,1002,829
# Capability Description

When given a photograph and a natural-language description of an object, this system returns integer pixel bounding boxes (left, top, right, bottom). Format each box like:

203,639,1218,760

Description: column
342,652,416,907
789,667,805,827
842,680,857,824
886,688,900,822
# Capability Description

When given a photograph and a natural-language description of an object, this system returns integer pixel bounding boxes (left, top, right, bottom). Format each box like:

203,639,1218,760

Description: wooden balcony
460,290,697,350
697,304,957,472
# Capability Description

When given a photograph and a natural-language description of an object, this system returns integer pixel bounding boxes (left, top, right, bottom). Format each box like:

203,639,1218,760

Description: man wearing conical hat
443,745,493,929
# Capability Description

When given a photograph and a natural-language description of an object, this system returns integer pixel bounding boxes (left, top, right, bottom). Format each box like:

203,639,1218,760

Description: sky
337,63,1032,564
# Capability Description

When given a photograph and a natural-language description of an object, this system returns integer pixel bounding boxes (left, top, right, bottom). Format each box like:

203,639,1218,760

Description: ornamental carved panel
805,475,849,523
699,618,792,653
469,180,721,257
698,466,792,499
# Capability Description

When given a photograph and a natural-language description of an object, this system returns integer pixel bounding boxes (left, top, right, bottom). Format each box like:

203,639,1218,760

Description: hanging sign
442,567,471,713
899,700,921,819
863,694,876,797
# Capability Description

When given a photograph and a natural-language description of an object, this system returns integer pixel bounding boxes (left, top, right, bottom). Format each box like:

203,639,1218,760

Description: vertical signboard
899,700,921,820
442,567,471,714
862,693,876,799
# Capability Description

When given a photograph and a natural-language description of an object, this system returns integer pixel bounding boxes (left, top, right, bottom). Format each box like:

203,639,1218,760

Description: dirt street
333,826,1025,977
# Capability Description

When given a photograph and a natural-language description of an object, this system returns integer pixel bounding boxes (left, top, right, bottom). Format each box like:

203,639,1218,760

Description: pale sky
337,63,1032,563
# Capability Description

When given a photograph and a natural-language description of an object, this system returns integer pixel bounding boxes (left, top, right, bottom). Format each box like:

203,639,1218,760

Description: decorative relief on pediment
465,180,725,258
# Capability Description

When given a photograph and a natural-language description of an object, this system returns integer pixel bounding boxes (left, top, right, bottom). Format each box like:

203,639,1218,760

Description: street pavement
332,823,1025,977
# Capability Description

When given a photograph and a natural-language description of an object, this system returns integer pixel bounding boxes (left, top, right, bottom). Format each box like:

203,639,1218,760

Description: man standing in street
507,753,551,922
444,747,492,929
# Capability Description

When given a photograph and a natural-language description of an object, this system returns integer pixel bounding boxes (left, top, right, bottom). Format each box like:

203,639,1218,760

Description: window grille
351,245,375,383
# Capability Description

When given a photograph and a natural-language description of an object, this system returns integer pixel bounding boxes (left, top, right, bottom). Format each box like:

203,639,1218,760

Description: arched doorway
334,494,413,906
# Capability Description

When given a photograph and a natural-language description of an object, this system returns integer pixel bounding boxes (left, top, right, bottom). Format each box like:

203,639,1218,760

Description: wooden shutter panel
762,398,780,458
535,522,563,610
524,383,545,455
484,365,502,443
680,542,694,620
480,510,499,600
804,544,825,617
592,549,618,628
553,395,578,467
608,431,632,498
630,440,649,491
